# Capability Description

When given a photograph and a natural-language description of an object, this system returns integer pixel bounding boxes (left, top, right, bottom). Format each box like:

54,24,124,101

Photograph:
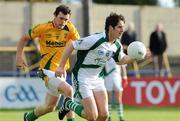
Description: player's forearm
118,55,134,65
16,34,29,58
59,42,74,68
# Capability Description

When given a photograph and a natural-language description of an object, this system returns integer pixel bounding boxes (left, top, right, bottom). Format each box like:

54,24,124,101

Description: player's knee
98,110,109,120
45,104,56,112
64,85,73,97
59,82,73,97
85,111,98,121
86,114,98,121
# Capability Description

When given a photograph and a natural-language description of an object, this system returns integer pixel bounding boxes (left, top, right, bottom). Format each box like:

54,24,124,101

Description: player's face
111,20,125,39
54,12,70,29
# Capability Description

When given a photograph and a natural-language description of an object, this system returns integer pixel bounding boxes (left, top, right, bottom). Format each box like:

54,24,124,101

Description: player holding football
16,5,80,121
55,12,150,121
104,58,128,121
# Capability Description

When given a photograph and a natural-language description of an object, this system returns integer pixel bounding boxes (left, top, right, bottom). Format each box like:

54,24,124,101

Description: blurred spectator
149,23,168,76
121,22,137,54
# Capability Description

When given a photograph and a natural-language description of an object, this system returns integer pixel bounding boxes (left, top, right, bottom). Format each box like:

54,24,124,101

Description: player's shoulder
65,21,77,31
86,32,105,40
32,21,53,30
114,39,122,48
78,32,106,46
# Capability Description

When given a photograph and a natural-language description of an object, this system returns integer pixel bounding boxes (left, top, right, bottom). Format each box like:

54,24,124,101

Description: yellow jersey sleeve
29,24,46,39
67,23,80,41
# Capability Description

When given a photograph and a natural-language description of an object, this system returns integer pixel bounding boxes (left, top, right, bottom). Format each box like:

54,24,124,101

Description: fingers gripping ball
127,41,147,61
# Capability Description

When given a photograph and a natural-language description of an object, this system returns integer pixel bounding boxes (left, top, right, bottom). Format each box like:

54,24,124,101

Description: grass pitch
0,106,179,121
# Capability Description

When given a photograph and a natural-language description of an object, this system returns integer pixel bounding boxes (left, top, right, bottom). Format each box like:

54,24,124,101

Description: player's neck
108,34,116,44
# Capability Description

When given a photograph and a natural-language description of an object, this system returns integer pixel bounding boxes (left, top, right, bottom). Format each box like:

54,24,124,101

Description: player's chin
117,36,121,39
58,25,64,29
118,33,123,38
117,35,121,39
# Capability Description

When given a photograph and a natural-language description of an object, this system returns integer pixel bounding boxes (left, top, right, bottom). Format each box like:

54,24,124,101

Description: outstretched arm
55,42,74,77
118,55,134,65
118,47,151,65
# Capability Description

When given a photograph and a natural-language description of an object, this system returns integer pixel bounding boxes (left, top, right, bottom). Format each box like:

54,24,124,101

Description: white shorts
104,59,123,91
42,69,66,96
72,68,106,100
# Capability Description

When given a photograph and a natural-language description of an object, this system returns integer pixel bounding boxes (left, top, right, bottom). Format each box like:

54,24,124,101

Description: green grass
0,106,180,121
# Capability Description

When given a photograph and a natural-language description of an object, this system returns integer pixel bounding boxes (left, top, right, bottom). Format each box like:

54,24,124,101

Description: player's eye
60,17,68,21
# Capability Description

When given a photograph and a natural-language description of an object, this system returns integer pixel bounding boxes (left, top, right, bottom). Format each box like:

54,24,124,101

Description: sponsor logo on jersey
97,50,105,56
46,40,66,47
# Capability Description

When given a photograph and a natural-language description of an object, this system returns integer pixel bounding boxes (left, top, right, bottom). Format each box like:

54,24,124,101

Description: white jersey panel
105,58,121,75
104,58,123,91
72,33,104,50
73,32,125,77
83,42,114,65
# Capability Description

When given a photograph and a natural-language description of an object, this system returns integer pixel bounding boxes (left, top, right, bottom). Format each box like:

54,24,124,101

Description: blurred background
0,0,179,121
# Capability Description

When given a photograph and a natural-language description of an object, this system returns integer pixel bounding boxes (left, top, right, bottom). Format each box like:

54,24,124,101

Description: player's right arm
16,23,43,69
55,34,100,77
55,42,75,77
16,33,31,68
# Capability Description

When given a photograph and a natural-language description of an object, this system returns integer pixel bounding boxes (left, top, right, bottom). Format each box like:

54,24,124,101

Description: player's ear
109,25,113,31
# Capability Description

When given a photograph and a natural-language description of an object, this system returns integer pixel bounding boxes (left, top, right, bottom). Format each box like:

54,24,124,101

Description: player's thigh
80,96,98,118
104,76,114,91
42,69,70,96
114,76,123,92
73,79,99,117
93,90,108,115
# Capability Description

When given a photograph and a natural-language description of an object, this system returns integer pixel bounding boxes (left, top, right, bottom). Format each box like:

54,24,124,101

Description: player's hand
145,48,152,59
55,66,65,78
122,78,128,88
16,56,28,72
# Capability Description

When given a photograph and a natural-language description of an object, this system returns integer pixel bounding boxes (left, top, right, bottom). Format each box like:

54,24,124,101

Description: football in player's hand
127,41,147,61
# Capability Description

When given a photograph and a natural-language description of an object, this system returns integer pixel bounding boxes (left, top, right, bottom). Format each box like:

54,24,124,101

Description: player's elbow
118,55,132,65
21,33,31,42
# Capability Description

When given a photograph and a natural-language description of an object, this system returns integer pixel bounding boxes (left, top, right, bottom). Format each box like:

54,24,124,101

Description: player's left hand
16,66,29,72
16,55,28,71
145,48,152,59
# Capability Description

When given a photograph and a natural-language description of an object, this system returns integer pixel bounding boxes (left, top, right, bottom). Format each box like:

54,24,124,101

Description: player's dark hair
105,12,125,33
54,5,71,16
